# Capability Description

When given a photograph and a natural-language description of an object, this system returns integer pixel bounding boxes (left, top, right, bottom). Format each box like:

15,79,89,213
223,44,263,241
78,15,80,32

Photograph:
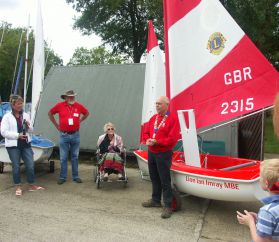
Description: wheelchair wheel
93,166,98,182
96,174,101,189
122,170,128,188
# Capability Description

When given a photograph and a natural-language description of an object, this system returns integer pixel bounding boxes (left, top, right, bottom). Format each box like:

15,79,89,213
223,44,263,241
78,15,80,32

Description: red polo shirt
49,101,89,132
143,112,180,153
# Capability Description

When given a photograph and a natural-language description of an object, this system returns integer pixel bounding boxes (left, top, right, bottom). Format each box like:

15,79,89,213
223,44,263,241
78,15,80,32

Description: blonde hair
9,95,23,106
260,159,279,187
273,93,279,138
103,122,115,133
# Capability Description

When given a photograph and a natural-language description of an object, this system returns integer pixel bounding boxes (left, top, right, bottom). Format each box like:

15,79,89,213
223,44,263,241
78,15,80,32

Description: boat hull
134,150,267,202
0,137,54,163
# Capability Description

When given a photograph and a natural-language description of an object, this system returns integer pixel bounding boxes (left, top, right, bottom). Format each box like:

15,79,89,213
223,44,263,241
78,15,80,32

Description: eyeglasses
107,128,114,131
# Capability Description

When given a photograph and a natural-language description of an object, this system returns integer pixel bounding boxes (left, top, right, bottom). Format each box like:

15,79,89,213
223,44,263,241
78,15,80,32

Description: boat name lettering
185,176,239,190
221,98,254,115
224,67,252,85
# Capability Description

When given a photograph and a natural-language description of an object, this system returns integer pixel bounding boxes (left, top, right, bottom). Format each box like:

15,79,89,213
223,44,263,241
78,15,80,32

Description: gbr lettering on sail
221,67,254,115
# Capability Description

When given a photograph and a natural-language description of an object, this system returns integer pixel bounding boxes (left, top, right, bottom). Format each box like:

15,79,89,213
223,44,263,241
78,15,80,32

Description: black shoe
57,179,66,185
73,178,82,183
142,199,162,208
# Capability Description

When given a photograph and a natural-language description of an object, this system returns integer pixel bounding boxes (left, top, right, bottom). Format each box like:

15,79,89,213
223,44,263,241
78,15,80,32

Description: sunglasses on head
10,95,20,100
107,128,114,131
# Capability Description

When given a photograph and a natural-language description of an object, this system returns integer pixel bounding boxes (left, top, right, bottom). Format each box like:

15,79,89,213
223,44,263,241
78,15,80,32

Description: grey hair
103,122,116,132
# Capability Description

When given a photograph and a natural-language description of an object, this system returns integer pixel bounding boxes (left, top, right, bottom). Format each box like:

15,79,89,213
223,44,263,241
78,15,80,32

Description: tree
67,0,278,69
0,22,63,101
67,46,125,65
220,0,279,70
66,0,163,63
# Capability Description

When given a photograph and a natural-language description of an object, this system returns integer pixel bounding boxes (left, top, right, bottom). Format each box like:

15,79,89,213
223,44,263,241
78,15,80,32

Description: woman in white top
0,95,44,196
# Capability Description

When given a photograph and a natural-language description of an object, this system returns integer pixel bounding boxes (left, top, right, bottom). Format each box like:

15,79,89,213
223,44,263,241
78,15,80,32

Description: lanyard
153,111,169,138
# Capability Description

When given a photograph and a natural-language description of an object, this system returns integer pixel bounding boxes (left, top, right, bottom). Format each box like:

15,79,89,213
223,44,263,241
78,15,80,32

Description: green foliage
66,0,163,63
0,22,63,102
264,113,279,154
67,46,125,65
66,0,278,68
221,0,279,70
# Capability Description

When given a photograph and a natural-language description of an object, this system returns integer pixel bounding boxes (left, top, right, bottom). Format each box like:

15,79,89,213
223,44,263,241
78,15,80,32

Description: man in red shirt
48,90,89,185
142,96,180,219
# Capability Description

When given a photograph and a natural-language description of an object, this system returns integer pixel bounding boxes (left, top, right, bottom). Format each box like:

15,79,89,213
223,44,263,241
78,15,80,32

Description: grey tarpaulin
34,64,145,151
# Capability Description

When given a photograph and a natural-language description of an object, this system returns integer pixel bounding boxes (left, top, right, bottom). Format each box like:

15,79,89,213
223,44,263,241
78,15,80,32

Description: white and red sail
140,20,166,143
164,0,279,129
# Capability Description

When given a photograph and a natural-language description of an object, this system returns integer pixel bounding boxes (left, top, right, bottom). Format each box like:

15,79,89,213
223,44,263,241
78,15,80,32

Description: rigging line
198,106,274,135
11,29,24,93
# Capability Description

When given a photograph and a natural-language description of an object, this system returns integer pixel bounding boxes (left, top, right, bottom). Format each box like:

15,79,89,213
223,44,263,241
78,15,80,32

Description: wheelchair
93,148,128,188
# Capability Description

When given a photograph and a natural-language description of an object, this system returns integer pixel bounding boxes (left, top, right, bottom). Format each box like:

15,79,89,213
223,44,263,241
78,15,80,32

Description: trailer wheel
0,162,4,174
171,188,182,212
49,160,55,173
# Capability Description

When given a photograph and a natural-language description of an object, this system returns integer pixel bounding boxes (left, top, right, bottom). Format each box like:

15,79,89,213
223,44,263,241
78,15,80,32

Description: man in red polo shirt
142,96,180,219
48,90,89,185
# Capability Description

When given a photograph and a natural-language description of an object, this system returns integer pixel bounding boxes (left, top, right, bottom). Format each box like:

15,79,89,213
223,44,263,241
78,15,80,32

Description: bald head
156,96,170,115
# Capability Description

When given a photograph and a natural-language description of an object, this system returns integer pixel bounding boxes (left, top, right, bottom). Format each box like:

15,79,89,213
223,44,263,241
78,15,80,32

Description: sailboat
0,0,54,174
136,20,166,180
135,0,279,208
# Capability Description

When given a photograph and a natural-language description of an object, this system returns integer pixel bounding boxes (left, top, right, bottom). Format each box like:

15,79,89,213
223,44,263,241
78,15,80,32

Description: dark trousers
148,150,172,208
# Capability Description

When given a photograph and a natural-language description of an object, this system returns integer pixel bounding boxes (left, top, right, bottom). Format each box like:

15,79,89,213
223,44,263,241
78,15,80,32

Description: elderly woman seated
97,122,124,181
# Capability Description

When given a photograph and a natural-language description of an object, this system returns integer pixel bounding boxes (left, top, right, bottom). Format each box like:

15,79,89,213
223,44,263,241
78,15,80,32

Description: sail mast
23,15,30,107
31,0,44,125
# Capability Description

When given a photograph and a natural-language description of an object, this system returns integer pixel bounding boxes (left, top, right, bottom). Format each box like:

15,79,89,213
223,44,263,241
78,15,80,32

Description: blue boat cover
31,135,55,148
0,135,54,148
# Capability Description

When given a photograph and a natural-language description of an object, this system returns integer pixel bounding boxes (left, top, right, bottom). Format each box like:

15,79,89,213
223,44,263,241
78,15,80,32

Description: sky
0,0,102,64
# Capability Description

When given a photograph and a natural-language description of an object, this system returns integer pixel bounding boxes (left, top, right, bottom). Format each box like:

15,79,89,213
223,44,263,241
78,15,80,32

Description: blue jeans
6,147,35,185
59,131,80,180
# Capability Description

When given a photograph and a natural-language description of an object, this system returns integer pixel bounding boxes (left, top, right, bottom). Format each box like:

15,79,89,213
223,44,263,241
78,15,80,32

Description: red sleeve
156,114,180,147
142,121,151,143
49,103,61,115
79,103,89,115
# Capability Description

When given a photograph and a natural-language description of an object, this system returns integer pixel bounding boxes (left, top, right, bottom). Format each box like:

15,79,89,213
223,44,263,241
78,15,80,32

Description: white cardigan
0,111,33,147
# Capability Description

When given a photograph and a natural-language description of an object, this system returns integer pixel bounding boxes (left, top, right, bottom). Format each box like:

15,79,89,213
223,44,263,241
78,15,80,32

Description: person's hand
25,121,30,129
18,134,27,140
236,210,256,226
146,139,157,146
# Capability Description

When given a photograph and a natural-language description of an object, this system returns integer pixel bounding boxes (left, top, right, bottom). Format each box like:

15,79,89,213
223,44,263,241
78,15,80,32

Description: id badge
73,113,79,117
68,118,74,125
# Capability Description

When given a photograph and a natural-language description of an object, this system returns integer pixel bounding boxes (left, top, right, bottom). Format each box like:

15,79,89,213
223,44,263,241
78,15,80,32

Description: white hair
103,122,116,133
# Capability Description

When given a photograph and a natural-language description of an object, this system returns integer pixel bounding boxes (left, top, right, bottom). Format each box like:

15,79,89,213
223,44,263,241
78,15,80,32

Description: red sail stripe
164,0,201,31
163,0,201,97
170,35,279,128
147,20,158,53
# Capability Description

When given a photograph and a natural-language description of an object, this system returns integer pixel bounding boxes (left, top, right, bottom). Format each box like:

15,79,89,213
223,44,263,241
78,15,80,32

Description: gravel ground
0,160,261,242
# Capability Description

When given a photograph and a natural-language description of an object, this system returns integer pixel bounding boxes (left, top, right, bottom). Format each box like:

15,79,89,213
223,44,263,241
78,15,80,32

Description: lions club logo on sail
207,32,227,55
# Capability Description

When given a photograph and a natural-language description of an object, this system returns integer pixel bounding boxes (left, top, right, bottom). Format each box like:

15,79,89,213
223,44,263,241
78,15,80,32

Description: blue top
257,195,279,240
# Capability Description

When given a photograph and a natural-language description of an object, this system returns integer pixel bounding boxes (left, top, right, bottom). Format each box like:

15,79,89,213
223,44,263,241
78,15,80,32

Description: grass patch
265,115,279,154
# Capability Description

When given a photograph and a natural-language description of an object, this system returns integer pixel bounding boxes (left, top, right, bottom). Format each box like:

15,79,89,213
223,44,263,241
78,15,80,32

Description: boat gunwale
134,150,260,182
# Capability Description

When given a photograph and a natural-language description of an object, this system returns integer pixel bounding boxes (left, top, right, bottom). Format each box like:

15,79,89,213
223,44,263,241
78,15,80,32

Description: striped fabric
257,195,279,240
